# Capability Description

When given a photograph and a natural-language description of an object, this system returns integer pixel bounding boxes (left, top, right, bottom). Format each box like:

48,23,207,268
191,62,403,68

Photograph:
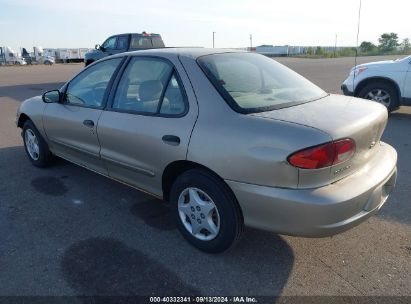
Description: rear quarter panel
180,56,332,188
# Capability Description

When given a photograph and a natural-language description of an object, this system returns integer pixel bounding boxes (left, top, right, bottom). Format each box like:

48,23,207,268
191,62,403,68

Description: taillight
288,138,356,169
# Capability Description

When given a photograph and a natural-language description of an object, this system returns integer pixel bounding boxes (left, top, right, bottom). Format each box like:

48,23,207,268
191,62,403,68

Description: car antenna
353,0,362,89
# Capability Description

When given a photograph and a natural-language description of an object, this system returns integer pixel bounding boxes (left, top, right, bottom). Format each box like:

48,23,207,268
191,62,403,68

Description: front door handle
162,135,180,146
83,120,95,128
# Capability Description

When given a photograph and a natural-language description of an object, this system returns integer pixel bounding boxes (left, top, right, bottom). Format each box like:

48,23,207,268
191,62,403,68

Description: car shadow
0,82,64,101
381,112,411,225
60,232,294,298
1,146,294,298
390,112,411,120
1,143,409,298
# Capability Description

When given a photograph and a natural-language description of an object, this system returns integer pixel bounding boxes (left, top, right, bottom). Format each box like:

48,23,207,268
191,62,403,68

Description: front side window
197,52,327,113
113,57,186,115
65,58,122,107
102,37,117,50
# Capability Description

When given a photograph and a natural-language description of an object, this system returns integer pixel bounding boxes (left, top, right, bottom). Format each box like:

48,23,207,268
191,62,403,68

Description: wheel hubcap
25,129,40,160
177,187,220,241
365,89,391,107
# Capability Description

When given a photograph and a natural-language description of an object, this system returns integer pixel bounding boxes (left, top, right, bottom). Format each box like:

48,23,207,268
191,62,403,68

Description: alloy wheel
365,89,391,107
25,129,40,160
177,187,221,241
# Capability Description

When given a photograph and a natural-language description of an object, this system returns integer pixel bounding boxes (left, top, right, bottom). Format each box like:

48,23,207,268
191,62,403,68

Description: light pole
334,34,338,58
250,34,253,49
213,32,216,48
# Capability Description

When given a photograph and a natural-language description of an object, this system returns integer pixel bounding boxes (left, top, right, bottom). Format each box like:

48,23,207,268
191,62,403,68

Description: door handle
162,135,180,146
83,120,95,128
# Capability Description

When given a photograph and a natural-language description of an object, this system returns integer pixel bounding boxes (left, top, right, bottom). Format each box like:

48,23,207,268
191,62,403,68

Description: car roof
121,48,245,60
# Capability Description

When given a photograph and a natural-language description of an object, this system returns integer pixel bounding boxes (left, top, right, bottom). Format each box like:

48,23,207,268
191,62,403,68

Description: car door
403,57,411,102
97,56,198,197
43,57,124,174
101,36,118,56
114,35,129,54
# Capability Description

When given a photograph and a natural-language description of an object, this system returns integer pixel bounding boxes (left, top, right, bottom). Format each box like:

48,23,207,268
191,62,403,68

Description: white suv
342,55,411,112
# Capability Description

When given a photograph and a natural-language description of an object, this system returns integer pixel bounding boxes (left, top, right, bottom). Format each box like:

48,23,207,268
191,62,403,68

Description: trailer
256,45,289,56
55,48,92,63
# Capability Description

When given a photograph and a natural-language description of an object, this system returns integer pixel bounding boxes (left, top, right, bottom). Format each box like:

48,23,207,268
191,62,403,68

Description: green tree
378,33,399,53
338,47,357,57
360,41,377,53
316,46,324,56
307,47,313,55
401,38,410,54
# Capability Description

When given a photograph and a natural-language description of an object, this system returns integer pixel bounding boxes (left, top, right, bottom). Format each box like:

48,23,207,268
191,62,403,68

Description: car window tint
160,73,185,115
116,36,128,50
152,36,165,48
102,37,117,50
215,59,261,92
113,57,173,113
198,53,327,112
130,36,153,49
65,58,122,107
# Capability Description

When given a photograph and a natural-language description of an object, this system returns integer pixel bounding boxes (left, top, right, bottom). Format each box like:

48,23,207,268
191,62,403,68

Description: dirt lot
0,56,410,301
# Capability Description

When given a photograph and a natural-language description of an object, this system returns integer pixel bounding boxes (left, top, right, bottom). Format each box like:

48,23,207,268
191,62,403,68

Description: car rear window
152,36,165,48
197,52,327,113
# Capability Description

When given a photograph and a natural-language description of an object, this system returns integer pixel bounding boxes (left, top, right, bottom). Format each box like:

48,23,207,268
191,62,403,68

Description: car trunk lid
251,94,388,188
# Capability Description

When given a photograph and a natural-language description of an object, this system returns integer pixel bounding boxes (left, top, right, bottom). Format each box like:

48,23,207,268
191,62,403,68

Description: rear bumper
226,142,397,237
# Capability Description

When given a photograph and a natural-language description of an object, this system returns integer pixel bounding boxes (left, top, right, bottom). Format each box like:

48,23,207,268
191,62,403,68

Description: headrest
139,80,163,101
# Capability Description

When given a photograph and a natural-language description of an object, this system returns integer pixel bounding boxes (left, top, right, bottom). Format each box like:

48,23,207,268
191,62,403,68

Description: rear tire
170,169,243,253
22,120,53,167
358,82,398,113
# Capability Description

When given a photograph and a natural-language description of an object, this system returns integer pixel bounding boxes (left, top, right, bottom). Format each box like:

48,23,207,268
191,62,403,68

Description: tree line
297,33,410,58
360,33,410,55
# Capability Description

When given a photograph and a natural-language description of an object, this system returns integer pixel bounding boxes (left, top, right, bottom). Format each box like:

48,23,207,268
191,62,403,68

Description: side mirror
95,44,102,50
42,90,61,103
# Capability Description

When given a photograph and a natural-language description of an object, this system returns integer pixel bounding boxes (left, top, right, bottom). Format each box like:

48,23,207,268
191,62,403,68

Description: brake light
288,139,356,169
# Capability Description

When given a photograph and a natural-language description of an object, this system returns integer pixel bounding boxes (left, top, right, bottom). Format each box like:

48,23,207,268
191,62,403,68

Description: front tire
85,60,94,67
170,169,243,253
22,120,53,167
358,82,398,113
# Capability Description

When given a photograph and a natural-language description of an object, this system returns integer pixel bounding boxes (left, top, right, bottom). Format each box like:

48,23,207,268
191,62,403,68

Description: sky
0,0,410,51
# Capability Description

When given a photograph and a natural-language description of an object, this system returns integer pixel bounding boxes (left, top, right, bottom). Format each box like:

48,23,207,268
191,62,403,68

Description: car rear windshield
197,52,327,113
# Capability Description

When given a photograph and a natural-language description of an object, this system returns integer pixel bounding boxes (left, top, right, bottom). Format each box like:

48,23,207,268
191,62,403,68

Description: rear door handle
83,120,95,128
162,135,180,146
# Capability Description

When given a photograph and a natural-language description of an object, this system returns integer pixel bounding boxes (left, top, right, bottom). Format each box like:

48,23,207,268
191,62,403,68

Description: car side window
113,57,186,115
116,36,128,50
152,36,165,48
130,35,152,49
65,58,122,108
160,73,185,115
102,37,117,50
